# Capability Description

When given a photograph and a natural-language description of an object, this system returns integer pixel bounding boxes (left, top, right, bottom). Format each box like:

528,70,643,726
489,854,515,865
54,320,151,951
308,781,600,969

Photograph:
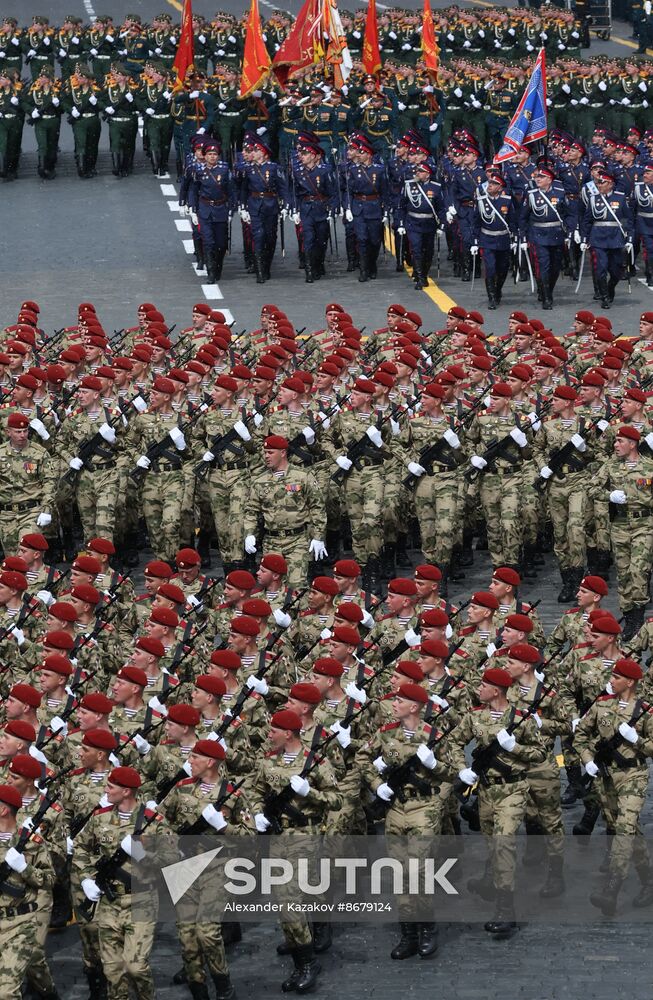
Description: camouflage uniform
0,440,56,554
0,831,54,1000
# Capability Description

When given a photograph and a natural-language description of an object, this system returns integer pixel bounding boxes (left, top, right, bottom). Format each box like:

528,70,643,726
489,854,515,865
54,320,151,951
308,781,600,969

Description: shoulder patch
380,721,400,732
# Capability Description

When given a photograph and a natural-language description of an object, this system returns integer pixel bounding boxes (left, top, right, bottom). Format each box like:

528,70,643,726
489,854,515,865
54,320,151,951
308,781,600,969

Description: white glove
584,760,599,778
609,490,627,505
5,847,27,873
255,813,271,832
36,590,55,608
431,694,449,710
345,681,366,704
443,429,460,449
202,450,215,462
253,412,264,428
445,624,453,640
71,105,81,118
404,628,421,647
120,835,146,861
579,242,588,252
619,722,638,745
570,433,586,452
429,122,439,132
52,97,59,106
246,674,269,696
290,774,310,797
105,34,114,42
376,782,394,801
596,420,610,433
133,733,152,755
66,836,74,856
397,226,406,236
309,539,328,560
132,395,147,413
496,728,516,752
240,209,251,224
407,461,425,477
540,466,553,480
125,92,133,103
11,628,24,646
345,209,354,222
99,422,116,444
417,744,436,770
31,108,40,119
169,427,186,450
58,47,67,57
645,434,653,451
89,94,97,106
625,242,634,256
318,412,331,431
486,643,497,658
189,90,200,99
329,721,351,749
244,535,257,554
373,755,387,773
580,97,589,105
470,456,487,470
233,419,251,442
49,716,67,735
361,609,374,628
598,81,607,91
470,244,479,257
146,107,155,116
201,804,228,831
82,877,102,901
136,456,151,469
69,457,84,471
99,793,110,808
458,767,478,786
187,595,200,609
105,106,114,115
366,426,383,448
572,718,580,733
36,513,52,528
320,627,332,640
272,609,291,629
301,427,316,445
398,101,407,110
510,428,528,449
292,212,301,225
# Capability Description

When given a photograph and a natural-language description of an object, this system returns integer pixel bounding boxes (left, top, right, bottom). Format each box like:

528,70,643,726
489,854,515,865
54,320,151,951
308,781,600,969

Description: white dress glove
290,774,310,797
99,422,116,444
496,728,516,752
132,395,147,413
49,716,67,735
82,877,102,901
309,539,327,560
373,755,387,773
570,433,586,452
345,681,366,703
201,804,228,831
404,628,421,647
36,590,55,607
443,429,460,449
540,466,553,479
329,721,351,749
458,767,478,786
272,609,291,629
36,513,52,528
202,451,215,462
510,428,528,449
30,419,49,440
169,427,186,450
244,535,257,554
416,744,436,770
345,209,354,222
5,847,27,873
11,627,25,646
470,456,487,470
233,420,251,441
609,490,626,504
376,782,394,801
255,813,271,832
120,835,146,862
148,696,167,716
246,674,269,696
618,722,638,744
336,455,352,471
136,455,151,469
407,461,426,477
69,457,84,471
366,426,383,448
584,760,599,778
301,427,316,445
133,733,151,755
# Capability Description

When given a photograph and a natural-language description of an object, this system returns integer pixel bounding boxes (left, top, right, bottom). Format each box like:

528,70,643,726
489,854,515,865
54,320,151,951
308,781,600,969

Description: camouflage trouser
520,464,541,548
0,910,40,999
382,464,401,543
97,896,156,1000
386,795,445,918
584,496,610,552
72,885,103,971
479,471,522,567
413,470,460,566
0,505,41,555
525,759,565,858
76,467,124,543
341,466,385,562
207,468,250,563
598,767,650,878
328,762,365,834
279,832,314,948
548,474,588,570
142,469,185,562
610,517,653,610
478,778,529,892
175,873,229,984
25,889,57,993
263,531,309,589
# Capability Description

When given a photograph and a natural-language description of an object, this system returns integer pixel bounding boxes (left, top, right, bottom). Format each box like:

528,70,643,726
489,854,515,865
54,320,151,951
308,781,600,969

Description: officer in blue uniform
337,141,360,272
398,161,446,290
179,133,208,274
519,165,573,310
290,136,336,283
343,133,390,282
448,142,486,281
188,138,234,284
580,167,634,308
471,172,517,309
559,140,591,280
238,136,288,283
634,160,653,286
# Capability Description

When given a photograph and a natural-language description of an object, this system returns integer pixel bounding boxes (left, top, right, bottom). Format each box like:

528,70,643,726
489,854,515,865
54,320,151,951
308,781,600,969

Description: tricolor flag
322,0,352,89
240,0,271,98
494,49,547,164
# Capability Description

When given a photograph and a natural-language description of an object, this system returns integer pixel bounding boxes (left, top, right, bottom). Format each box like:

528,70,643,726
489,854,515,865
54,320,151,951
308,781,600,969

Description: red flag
421,0,439,77
240,0,271,98
172,0,194,84
272,0,321,90
362,0,382,77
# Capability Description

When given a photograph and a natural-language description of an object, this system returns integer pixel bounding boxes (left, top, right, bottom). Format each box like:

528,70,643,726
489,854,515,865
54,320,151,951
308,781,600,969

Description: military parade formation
0,290,648,995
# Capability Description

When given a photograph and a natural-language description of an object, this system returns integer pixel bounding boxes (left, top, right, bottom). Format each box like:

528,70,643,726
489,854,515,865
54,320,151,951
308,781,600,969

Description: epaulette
30,833,44,845
459,625,476,637
380,721,400,732
135,594,151,603
377,612,396,622
227,783,242,796
299,608,316,618
581,652,598,661
96,805,113,814
264,749,278,757
598,693,616,701
144,808,164,821
421,721,433,736
473,705,485,711
565,607,581,615
179,776,195,786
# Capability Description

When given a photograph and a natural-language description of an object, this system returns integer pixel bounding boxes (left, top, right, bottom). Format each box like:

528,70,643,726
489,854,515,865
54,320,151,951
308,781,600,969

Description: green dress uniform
210,78,243,156
55,25,84,81
62,71,102,178
100,74,140,177
21,24,55,82
23,75,63,179
0,21,23,76
139,76,173,176
0,76,25,180
82,23,116,83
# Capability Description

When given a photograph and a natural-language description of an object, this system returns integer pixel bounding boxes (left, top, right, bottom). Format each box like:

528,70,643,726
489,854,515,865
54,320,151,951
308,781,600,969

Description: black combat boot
368,246,378,279
111,152,120,176
193,234,206,272
390,922,419,959
417,922,438,957
84,966,107,1000
214,248,226,280
281,944,321,992
365,555,381,595
573,800,601,837
197,529,212,569
522,819,546,867
358,254,369,282
590,872,623,916
380,543,395,580
623,605,646,642
461,252,472,281
599,276,612,309
305,256,314,283
211,972,237,999
484,890,517,937
345,231,358,271
607,275,618,303
561,764,586,808
541,278,553,310
312,921,332,952
188,982,211,1000
633,864,653,908
539,855,565,898
262,247,273,280
485,276,497,309
254,252,266,283
172,967,187,984
206,249,218,284
557,568,572,603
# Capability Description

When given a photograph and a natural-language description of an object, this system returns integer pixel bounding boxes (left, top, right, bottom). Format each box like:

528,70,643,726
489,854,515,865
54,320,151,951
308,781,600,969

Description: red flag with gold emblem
362,0,382,76
421,0,439,77
240,0,272,98
172,0,195,84
272,0,322,90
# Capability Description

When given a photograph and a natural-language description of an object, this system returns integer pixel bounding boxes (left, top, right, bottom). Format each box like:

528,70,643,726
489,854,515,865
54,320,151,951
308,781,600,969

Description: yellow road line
384,230,457,313
596,30,653,53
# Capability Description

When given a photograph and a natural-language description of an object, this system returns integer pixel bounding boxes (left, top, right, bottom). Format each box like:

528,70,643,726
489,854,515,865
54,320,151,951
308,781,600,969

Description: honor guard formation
0,292,650,995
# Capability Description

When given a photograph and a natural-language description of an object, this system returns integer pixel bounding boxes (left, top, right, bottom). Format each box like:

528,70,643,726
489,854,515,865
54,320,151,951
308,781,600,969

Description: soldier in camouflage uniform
0,413,56,555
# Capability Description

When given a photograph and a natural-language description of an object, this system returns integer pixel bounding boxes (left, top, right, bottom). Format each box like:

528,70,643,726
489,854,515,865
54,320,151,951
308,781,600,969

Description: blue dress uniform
634,163,653,286
558,154,591,279
580,170,634,308
239,144,288,283
179,136,208,273
344,135,390,282
449,155,486,280
398,164,446,289
188,141,234,283
519,168,573,309
471,177,517,309
290,139,337,283
338,150,360,272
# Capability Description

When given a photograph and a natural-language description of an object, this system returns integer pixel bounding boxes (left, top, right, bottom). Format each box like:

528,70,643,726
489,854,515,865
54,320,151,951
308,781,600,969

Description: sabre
574,247,586,294
470,248,476,294
280,213,286,257
519,243,535,294
436,230,440,278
